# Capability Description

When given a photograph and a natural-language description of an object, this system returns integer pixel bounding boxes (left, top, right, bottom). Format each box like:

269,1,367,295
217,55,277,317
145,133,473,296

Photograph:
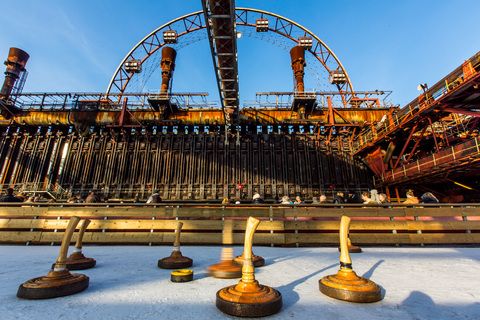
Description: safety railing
6,92,214,111
378,137,480,184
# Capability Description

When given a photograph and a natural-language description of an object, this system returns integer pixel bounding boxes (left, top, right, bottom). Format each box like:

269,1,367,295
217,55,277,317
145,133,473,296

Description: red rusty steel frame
106,8,354,103
394,114,478,167
427,117,440,152
0,91,392,126
255,91,392,109
440,120,451,148
405,126,428,163
353,51,480,157
392,123,418,170
443,107,480,118
378,137,480,186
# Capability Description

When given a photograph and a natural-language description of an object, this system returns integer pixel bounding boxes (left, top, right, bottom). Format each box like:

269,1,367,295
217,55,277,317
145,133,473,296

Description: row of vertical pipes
0,129,371,199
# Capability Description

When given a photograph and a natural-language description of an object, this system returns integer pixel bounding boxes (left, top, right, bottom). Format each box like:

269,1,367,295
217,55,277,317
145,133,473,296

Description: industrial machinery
0,2,478,202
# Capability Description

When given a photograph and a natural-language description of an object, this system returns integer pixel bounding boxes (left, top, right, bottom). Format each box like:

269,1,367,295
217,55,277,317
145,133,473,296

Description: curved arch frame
106,7,354,102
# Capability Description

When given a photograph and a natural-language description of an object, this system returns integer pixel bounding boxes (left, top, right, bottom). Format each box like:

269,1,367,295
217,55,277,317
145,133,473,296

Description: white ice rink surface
0,246,479,320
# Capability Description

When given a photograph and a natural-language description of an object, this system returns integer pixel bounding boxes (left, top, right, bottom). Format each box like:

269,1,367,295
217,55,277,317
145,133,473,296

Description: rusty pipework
0,109,225,126
1,48,29,100
160,46,177,94
0,108,391,126
290,46,306,93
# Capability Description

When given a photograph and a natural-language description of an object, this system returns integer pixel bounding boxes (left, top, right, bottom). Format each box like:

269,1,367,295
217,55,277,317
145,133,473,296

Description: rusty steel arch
106,7,354,101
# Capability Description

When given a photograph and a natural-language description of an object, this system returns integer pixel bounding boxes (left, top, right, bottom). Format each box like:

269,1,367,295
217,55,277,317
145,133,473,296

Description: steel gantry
106,8,355,109
201,0,240,124
356,51,480,189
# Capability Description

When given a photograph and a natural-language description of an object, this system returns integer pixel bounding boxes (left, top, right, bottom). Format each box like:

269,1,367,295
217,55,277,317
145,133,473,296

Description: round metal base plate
216,288,282,317
158,256,193,269
17,272,89,300
319,277,382,303
52,258,96,271
67,258,96,270
208,260,242,279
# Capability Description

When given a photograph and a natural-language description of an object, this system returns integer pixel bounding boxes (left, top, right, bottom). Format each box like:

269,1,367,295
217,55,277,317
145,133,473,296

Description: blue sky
0,0,478,106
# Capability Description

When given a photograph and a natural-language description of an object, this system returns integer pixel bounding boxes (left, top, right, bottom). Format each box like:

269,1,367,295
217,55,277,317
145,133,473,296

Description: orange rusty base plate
216,281,282,317
208,260,242,279
234,254,266,268
319,269,382,303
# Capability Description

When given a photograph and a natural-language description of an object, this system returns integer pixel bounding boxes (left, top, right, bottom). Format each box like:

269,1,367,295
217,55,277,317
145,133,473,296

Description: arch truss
106,7,355,113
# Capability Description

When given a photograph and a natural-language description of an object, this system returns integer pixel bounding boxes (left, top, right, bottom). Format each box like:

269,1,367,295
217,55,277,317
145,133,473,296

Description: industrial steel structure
0,3,478,202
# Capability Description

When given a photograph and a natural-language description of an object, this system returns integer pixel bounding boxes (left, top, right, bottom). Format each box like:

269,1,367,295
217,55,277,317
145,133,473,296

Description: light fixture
124,59,142,73
163,30,178,44
417,83,428,93
329,70,347,84
256,18,269,32
298,36,313,49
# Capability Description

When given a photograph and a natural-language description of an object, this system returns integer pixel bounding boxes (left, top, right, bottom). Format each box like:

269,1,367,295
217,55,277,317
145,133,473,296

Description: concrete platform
1,246,479,319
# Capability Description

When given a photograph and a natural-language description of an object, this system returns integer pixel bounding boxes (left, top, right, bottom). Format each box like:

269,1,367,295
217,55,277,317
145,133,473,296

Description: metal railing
6,92,214,111
0,183,67,199
377,136,480,184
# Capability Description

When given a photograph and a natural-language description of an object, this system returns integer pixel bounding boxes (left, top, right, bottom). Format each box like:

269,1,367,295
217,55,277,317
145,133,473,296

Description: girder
106,8,354,107
202,0,239,124
376,137,480,187
355,51,480,188
354,51,480,157
0,92,391,127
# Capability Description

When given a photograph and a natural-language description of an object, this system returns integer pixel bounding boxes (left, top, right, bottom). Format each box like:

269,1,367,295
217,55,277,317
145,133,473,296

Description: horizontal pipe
0,108,391,126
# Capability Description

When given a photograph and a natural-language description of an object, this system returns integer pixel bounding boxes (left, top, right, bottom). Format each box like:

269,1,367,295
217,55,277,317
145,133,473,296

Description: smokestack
290,46,306,93
160,46,176,94
1,47,29,99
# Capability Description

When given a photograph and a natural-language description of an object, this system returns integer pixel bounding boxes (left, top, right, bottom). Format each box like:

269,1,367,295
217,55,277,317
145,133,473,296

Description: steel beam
201,0,239,124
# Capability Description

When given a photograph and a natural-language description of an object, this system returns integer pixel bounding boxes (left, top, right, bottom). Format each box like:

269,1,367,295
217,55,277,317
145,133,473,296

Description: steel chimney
1,47,30,99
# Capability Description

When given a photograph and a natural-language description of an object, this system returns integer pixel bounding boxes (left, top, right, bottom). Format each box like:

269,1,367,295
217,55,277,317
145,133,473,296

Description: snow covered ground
0,245,479,320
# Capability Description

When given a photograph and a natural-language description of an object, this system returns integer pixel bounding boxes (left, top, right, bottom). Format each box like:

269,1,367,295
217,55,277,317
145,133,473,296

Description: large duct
160,46,177,94
290,46,306,93
1,48,29,99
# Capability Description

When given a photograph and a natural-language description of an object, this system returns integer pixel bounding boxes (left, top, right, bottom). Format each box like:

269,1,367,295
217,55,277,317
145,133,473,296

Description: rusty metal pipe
290,46,306,93
0,108,390,126
160,46,177,94
1,48,29,99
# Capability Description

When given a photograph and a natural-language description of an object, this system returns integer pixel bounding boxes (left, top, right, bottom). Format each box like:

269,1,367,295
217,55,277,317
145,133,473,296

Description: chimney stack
1,47,29,99
290,46,306,93
160,46,176,94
